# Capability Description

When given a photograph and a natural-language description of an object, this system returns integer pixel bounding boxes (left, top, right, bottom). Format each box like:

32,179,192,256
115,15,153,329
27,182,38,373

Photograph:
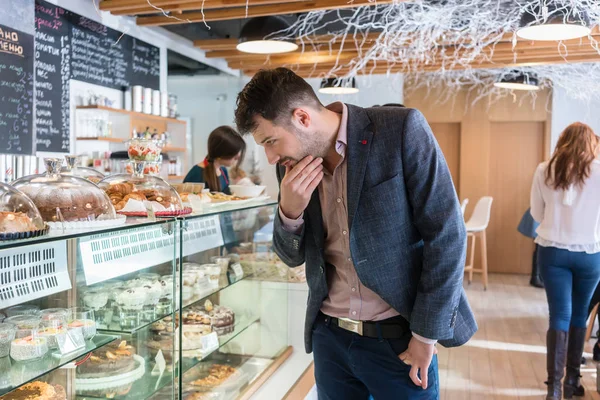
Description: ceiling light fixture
494,72,540,91
236,16,298,54
318,78,360,95
516,4,591,41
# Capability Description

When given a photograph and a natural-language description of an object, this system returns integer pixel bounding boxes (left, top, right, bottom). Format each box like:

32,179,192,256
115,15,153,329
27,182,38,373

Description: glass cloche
61,155,105,184
0,182,46,238
97,161,186,216
11,158,117,223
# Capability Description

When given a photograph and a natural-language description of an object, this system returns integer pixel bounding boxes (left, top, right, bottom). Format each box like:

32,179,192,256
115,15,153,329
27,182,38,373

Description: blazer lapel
346,104,374,230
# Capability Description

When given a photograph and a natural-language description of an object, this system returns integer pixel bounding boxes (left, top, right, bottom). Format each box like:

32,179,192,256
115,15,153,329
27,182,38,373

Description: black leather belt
320,313,410,339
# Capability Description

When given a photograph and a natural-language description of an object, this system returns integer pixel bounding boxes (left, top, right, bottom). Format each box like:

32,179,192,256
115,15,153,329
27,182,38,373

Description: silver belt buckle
338,317,363,336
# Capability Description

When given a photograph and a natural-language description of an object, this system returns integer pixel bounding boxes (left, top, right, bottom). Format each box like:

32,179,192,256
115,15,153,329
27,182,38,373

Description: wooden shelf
76,105,186,125
163,146,186,153
76,137,124,143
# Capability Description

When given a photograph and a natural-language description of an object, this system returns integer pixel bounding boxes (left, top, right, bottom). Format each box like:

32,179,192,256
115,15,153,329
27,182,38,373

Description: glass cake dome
97,161,185,215
11,158,117,223
61,155,105,184
0,182,46,237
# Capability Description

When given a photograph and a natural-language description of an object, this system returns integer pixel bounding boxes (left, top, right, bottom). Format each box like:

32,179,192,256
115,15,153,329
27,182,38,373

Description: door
487,121,544,274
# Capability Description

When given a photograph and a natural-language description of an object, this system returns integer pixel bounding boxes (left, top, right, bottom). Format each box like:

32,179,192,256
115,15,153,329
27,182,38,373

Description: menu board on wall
34,2,70,152
131,37,161,89
0,24,34,155
33,0,161,153
70,15,131,90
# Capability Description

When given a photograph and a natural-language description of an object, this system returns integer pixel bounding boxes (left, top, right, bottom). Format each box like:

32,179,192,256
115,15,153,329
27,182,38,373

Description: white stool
464,196,493,290
460,199,469,216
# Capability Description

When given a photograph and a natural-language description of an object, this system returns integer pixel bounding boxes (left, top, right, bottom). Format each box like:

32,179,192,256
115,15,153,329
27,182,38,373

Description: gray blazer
273,104,477,353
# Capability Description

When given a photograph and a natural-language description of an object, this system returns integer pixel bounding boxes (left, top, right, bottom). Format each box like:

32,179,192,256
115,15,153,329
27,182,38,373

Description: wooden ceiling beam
228,51,360,69
194,38,239,51
207,42,357,59
228,46,600,70
213,41,599,64
241,52,600,78
107,0,304,16
100,0,199,12
137,0,398,26
195,32,382,51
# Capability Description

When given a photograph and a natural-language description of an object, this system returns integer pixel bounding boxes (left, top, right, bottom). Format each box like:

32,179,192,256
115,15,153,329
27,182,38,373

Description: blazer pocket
364,173,401,194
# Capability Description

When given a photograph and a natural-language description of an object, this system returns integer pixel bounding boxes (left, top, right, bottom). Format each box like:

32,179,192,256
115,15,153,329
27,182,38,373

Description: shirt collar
325,102,348,156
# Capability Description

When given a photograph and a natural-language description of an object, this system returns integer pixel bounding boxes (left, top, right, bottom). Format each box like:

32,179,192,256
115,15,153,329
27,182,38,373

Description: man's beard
296,129,328,160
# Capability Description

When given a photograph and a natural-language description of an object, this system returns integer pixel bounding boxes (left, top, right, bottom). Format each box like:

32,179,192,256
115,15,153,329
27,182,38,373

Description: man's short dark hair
235,68,323,135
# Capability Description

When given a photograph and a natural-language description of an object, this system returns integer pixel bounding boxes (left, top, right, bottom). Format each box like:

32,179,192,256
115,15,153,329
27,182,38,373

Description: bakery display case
0,200,290,400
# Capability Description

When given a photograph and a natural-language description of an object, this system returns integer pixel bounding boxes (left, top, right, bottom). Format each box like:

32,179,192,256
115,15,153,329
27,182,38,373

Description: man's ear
291,107,311,129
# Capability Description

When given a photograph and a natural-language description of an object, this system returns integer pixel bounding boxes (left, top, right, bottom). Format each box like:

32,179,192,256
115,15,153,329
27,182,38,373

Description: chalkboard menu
33,0,161,153
34,2,70,152
0,24,34,155
131,37,161,89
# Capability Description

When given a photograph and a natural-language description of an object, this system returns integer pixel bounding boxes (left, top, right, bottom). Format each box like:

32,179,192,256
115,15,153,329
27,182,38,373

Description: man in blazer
235,68,477,399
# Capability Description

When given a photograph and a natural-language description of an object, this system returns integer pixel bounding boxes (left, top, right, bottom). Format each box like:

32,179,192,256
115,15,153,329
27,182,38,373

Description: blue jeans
312,314,439,400
538,245,600,331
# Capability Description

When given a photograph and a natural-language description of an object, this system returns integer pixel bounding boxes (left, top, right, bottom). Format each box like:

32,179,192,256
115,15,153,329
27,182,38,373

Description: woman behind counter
183,126,246,195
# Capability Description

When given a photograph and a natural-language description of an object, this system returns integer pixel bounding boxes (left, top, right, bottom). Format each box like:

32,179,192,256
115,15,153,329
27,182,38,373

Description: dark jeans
538,246,600,331
312,314,439,400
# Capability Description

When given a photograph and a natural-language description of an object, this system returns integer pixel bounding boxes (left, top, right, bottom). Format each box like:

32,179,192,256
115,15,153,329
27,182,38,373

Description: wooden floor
440,273,600,400
289,273,600,399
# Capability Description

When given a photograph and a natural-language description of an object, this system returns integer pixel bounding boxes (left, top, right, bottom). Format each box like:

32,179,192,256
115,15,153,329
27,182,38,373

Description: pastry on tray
76,382,133,399
105,183,174,212
0,381,66,400
76,340,136,379
0,212,38,233
189,364,238,389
